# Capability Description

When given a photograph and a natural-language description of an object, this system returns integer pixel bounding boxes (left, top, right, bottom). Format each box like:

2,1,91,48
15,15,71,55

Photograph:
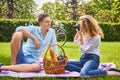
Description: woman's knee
80,68,89,76
80,70,88,76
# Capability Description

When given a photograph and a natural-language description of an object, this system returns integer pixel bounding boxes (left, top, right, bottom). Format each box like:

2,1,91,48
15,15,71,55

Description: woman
65,15,120,76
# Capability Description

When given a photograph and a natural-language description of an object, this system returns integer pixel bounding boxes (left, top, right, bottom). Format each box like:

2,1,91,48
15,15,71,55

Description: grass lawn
0,41,120,80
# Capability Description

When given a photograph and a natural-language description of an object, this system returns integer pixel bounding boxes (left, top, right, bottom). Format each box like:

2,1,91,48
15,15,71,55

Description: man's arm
17,27,40,50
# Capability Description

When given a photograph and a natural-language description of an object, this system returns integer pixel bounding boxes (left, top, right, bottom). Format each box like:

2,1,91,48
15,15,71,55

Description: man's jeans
16,40,39,64
65,54,107,76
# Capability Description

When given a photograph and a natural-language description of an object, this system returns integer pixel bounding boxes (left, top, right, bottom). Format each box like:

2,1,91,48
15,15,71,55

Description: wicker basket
43,44,68,74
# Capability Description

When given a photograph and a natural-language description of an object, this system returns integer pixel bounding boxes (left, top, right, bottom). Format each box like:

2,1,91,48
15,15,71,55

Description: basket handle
44,44,66,59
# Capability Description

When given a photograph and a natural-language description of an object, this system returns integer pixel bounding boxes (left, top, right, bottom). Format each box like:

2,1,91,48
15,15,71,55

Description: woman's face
39,17,51,31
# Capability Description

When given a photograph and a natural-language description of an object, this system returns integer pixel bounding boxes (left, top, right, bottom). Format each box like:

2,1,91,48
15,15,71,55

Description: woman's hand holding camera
74,30,80,40
74,30,83,45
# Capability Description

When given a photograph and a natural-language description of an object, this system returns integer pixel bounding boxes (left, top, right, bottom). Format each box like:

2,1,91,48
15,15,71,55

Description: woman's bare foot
107,71,120,76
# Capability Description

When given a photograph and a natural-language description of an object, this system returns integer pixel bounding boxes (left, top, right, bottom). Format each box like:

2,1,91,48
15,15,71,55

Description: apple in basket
46,61,55,68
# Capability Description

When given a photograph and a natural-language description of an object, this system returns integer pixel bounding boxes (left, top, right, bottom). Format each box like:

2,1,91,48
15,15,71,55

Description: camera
73,24,80,31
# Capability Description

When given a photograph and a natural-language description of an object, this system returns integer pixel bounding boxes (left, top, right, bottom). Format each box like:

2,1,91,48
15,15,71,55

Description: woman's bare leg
107,71,120,76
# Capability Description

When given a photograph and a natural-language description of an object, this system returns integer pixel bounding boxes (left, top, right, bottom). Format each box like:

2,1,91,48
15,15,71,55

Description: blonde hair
79,15,104,39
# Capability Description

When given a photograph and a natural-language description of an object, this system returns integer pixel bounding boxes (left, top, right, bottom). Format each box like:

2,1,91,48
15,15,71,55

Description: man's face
40,17,51,31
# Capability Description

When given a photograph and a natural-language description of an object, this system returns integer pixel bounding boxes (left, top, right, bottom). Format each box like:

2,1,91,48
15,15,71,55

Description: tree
90,0,120,22
0,0,36,19
42,2,66,21
111,0,120,22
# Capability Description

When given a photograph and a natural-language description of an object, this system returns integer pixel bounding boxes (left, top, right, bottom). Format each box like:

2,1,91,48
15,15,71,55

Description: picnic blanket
0,59,116,78
0,69,80,78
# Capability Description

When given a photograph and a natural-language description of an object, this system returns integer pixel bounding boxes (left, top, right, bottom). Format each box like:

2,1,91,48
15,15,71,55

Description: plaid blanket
0,59,116,78
0,69,80,78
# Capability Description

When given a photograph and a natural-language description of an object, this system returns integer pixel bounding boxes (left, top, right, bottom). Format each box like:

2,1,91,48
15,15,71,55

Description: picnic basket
43,44,68,74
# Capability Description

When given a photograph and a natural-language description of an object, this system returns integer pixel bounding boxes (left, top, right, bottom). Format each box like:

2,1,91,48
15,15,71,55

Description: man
0,13,57,72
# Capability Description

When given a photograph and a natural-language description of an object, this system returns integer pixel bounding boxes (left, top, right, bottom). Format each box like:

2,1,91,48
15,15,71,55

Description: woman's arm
74,30,83,45
80,35,101,53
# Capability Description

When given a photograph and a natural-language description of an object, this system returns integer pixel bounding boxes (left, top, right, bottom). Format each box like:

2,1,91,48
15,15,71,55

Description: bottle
57,51,63,61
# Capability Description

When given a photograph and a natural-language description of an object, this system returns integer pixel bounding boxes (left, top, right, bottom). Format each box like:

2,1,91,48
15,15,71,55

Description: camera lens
73,24,80,31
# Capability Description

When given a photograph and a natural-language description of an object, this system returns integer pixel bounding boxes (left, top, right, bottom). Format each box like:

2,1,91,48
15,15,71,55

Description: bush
0,19,37,42
0,19,120,42
99,22,120,41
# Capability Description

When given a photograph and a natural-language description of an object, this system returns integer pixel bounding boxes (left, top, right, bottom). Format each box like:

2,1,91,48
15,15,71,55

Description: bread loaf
49,48,58,61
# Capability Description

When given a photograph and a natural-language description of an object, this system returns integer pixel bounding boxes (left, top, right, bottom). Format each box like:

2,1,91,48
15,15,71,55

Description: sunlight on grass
100,42,120,67
63,41,81,60
0,42,120,66
0,41,120,79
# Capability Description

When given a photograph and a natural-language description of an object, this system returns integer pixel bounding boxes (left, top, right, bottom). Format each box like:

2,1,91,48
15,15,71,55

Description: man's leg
1,31,41,72
1,64,40,72
10,32,23,65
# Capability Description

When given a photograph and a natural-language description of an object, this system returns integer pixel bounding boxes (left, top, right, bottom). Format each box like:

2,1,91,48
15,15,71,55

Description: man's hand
19,29,40,49
11,61,16,65
33,38,40,50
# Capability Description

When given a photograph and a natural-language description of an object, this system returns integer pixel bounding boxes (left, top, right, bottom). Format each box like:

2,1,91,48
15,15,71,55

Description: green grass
0,41,120,80
0,76,120,80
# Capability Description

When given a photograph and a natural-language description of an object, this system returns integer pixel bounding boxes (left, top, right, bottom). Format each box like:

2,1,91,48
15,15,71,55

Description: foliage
95,9,112,22
111,0,120,22
41,0,120,22
0,0,36,19
42,2,66,20
0,19,38,41
0,19,120,42
99,22,120,41
0,0,120,23
84,0,120,22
